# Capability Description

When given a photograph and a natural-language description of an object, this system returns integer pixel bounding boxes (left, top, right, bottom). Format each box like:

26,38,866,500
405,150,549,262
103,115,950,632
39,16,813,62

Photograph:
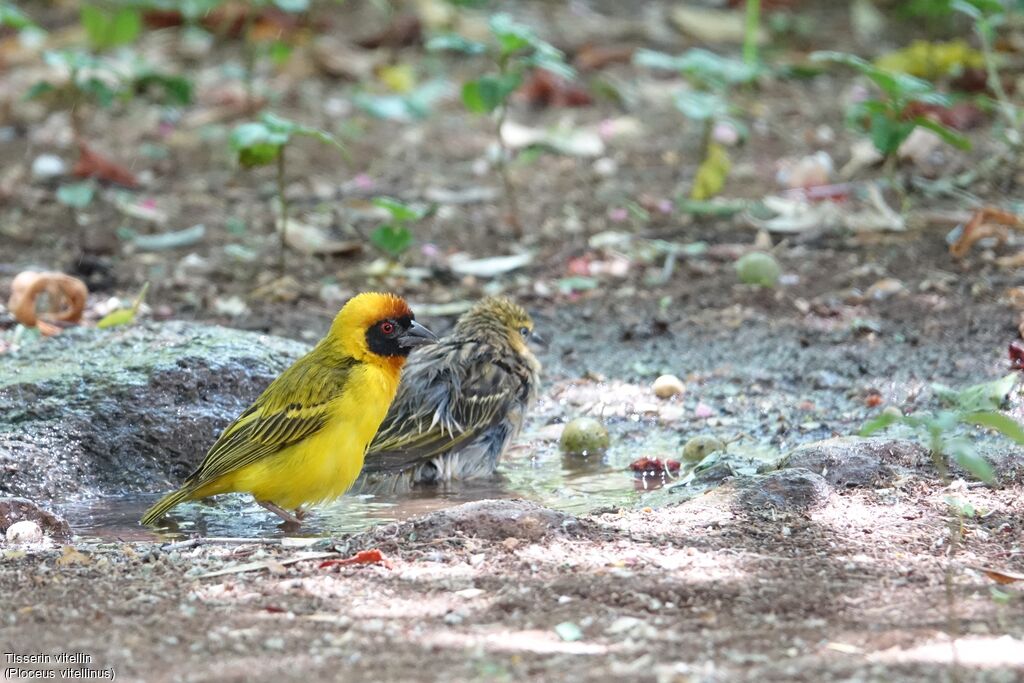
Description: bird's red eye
380,321,395,336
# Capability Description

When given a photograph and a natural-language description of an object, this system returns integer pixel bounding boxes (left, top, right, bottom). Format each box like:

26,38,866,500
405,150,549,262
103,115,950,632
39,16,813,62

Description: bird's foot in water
257,500,303,526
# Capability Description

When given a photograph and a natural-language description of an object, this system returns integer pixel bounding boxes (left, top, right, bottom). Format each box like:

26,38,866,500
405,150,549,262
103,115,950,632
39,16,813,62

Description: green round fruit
682,435,725,463
560,417,610,457
735,252,780,287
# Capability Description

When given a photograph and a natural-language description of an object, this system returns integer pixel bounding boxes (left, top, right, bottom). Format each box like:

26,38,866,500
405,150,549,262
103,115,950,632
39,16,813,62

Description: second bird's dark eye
380,321,396,336
520,327,530,338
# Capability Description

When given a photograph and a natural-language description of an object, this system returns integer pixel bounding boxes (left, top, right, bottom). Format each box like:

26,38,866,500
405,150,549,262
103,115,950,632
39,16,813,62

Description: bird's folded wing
185,377,338,485
364,349,518,473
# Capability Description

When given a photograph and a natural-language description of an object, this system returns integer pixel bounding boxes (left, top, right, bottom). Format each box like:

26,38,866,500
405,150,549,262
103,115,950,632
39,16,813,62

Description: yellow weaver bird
357,297,542,493
140,292,436,526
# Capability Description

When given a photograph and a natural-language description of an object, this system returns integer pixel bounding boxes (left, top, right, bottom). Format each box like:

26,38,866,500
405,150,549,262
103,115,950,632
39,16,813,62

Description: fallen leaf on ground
279,218,362,256
319,549,391,569
670,5,765,44
574,44,635,71
122,224,206,252
517,69,593,108
8,271,88,335
357,14,422,49
691,143,731,200
56,545,91,567
73,142,139,188
449,252,533,277
949,207,1023,259
970,565,1024,585
501,121,605,157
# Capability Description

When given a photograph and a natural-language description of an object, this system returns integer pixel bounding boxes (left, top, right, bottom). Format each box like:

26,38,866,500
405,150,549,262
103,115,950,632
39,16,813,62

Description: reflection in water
59,420,709,542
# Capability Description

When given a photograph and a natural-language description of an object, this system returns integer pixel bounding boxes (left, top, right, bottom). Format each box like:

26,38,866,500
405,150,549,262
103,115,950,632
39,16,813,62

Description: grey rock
0,497,71,540
738,468,831,512
0,321,307,500
781,437,928,487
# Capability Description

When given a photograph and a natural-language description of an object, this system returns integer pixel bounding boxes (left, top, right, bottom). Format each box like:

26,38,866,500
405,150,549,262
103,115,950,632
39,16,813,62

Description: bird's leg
257,499,302,525
293,507,307,520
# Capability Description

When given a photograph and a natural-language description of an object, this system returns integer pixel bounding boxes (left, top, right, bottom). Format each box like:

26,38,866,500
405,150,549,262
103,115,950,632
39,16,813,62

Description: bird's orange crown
329,292,414,364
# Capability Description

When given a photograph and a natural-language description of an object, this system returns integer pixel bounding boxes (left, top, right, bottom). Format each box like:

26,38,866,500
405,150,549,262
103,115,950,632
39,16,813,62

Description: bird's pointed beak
529,331,547,349
398,320,438,348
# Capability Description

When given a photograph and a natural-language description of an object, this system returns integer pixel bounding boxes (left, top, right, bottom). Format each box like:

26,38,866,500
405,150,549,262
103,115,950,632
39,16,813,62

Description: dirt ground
1,482,1022,683
3,1,1024,681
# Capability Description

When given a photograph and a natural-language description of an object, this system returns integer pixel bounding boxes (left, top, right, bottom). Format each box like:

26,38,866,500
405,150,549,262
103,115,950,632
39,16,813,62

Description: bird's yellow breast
201,364,399,510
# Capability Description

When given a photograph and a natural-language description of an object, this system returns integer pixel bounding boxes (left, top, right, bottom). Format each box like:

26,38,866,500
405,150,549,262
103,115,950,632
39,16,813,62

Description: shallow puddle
58,418,737,542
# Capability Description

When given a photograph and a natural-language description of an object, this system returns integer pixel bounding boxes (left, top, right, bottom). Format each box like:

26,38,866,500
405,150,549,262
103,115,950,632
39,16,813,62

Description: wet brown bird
357,297,543,493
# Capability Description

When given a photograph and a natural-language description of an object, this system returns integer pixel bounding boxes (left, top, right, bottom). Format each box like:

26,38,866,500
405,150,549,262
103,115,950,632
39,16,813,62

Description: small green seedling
369,198,428,259
428,14,574,234
229,112,344,270
812,51,971,168
953,0,1021,133
239,0,310,107
860,373,1024,483
634,48,756,199
28,49,192,142
97,282,149,329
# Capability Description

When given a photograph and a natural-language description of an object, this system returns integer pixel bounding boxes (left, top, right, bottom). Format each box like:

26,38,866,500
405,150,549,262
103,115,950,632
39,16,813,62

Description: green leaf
859,411,902,436
964,410,1024,444
461,73,522,114
81,3,141,51
273,0,309,11
56,183,95,209
944,495,976,518
954,373,1018,411
635,48,756,87
674,90,729,121
371,197,424,222
812,51,936,102
946,437,995,483
230,122,286,167
911,116,972,150
0,3,35,29
868,112,915,155
268,40,293,66
370,225,413,257
80,77,119,108
25,81,55,101
525,43,574,80
133,72,193,106
488,13,536,56
426,34,488,55
96,308,136,329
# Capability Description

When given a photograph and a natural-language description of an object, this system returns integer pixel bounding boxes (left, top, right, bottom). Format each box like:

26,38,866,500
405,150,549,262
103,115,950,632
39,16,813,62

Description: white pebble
592,157,618,177
653,374,685,399
6,520,43,544
31,154,67,180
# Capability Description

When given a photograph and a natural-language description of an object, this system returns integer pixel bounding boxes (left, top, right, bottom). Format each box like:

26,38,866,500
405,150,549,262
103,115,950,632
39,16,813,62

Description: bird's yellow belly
207,397,390,510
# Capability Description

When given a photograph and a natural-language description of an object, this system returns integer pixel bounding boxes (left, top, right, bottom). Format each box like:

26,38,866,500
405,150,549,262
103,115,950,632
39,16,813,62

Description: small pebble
31,154,67,180
6,520,43,544
652,374,685,399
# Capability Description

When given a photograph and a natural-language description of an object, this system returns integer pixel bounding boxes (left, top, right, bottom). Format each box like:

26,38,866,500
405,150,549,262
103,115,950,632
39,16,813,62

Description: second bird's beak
398,320,438,348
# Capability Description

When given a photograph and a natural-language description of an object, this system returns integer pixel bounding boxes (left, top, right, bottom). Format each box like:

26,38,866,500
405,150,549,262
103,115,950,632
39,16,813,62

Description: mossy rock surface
0,322,308,500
